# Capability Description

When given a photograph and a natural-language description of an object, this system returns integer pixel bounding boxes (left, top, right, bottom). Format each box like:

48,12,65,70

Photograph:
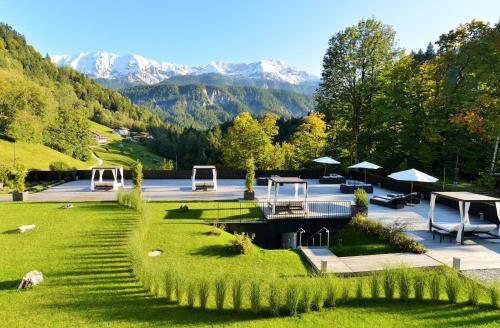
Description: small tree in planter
244,157,255,200
352,188,368,216
132,160,143,190
12,164,28,201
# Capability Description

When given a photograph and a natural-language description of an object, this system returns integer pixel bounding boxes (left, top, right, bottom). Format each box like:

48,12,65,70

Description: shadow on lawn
0,279,19,290
190,244,237,258
2,229,19,234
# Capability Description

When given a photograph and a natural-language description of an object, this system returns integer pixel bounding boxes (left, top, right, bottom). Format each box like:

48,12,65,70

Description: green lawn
88,120,123,142
0,201,499,327
93,141,163,169
0,138,92,170
330,224,399,256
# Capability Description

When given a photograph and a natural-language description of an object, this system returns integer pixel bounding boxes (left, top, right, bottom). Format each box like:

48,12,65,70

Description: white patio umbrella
388,169,438,204
348,161,382,182
313,156,340,175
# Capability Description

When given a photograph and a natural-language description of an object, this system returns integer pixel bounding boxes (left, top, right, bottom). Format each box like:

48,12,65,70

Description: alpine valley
51,52,318,128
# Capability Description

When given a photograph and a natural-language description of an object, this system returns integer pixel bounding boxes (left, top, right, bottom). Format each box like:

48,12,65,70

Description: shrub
324,279,338,308
311,285,324,311
245,157,255,192
298,285,312,313
414,274,425,301
161,158,175,170
49,161,76,181
350,214,426,254
354,188,368,206
0,164,10,186
398,268,412,301
187,282,196,308
444,271,461,304
117,188,144,212
355,280,363,301
132,160,143,189
232,279,244,312
13,164,26,193
340,285,350,304
250,280,261,314
429,273,441,301
198,279,210,310
175,273,185,304
370,274,380,299
165,270,175,301
467,277,481,306
489,282,499,309
268,282,281,317
231,232,255,255
383,269,396,300
210,222,225,236
285,284,300,316
215,277,227,311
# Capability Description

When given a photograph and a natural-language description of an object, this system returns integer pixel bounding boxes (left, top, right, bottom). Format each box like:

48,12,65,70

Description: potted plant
12,164,28,201
244,157,255,200
351,188,368,216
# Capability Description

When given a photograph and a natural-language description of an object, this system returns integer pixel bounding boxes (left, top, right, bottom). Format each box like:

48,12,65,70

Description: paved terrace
1,178,499,271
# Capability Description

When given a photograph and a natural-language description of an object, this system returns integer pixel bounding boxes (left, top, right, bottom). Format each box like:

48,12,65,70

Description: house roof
432,191,500,203
93,132,106,137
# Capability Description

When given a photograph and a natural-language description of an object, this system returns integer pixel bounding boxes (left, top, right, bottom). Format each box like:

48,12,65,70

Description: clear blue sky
0,0,498,75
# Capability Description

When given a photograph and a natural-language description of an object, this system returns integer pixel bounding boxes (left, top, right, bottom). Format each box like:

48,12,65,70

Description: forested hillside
0,23,160,162
121,83,314,129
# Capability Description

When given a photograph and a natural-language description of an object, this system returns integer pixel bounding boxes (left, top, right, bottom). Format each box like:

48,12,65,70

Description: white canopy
90,166,124,191
313,156,340,165
348,161,382,170
388,169,438,183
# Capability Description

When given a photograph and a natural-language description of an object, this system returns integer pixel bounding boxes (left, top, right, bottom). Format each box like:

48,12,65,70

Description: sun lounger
340,180,373,193
369,195,406,209
387,192,421,204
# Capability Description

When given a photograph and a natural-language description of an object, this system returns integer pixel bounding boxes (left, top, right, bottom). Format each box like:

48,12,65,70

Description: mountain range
51,52,320,93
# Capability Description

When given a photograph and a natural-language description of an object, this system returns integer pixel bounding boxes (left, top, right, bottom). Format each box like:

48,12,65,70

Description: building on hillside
131,132,153,141
92,132,108,144
115,127,130,136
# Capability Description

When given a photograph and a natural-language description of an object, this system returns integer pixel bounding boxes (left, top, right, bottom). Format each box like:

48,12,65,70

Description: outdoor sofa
319,173,346,184
369,195,406,209
340,180,373,193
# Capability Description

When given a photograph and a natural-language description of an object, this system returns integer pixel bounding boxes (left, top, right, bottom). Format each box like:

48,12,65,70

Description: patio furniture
90,166,124,191
388,168,437,205
319,173,346,184
191,165,217,191
428,191,500,244
369,195,405,209
387,192,421,204
340,180,373,193
348,161,382,182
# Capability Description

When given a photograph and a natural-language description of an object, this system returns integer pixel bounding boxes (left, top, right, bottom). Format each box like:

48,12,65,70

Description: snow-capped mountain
51,51,319,86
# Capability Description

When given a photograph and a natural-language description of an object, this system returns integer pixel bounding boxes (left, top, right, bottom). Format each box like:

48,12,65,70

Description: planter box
12,192,28,201
351,205,368,217
244,191,255,200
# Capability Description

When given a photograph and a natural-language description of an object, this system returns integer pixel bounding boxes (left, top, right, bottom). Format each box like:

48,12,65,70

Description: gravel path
462,269,500,285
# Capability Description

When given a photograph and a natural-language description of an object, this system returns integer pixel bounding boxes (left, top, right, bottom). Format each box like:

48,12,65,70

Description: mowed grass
0,138,92,170
0,201,499,327
330,224,399,256
93,141,163,169
88,120,122,142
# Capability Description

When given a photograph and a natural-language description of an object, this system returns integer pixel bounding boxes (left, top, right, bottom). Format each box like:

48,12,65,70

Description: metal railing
204,200,352,223
302,227,330,248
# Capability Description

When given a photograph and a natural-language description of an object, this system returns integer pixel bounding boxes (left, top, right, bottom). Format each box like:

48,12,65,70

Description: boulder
17,224,36,233
18,270,44,289
61,203,73,209
179,205,189,212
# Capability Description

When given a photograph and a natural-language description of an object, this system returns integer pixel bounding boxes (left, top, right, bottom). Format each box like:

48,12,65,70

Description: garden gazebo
90,166,124,191
266,177,308,215
428,191,500,244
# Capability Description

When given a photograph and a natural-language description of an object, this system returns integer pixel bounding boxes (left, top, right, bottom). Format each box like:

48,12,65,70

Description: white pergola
428,191,500,244
90,166,124,191
267,177,308,214
191,165,218,191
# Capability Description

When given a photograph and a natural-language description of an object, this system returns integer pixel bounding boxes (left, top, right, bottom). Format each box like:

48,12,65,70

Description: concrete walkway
300,247,441,274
